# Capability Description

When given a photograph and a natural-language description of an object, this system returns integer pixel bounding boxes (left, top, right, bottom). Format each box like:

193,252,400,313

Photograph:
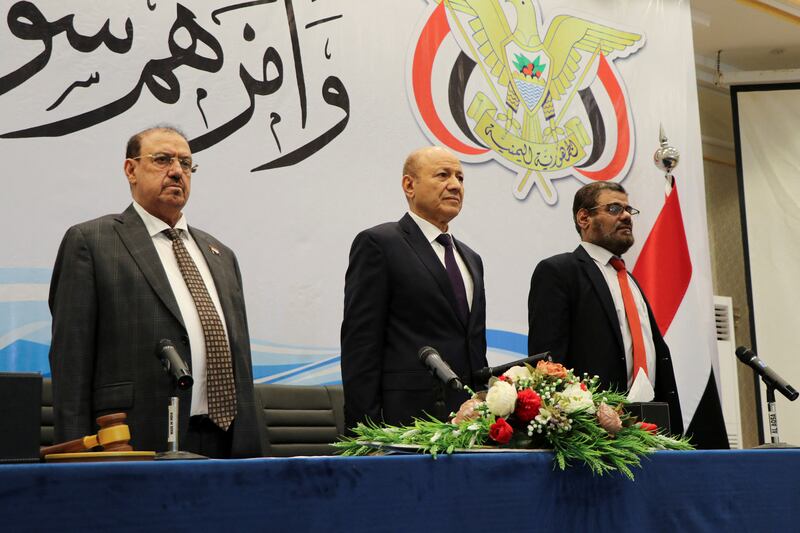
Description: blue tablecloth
1,450,798,532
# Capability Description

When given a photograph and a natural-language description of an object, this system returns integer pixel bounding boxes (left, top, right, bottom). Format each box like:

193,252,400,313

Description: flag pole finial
653,124,680,190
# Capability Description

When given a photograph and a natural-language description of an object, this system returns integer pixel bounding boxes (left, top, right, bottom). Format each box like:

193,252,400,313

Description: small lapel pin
209,244,220,255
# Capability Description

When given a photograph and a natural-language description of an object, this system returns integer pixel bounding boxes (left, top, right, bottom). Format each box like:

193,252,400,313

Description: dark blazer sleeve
48,225,97,441
340,230,390,429
528,257,572,363
229,253,266,457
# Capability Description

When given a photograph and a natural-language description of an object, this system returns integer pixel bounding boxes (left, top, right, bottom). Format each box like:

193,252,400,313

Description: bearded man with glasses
48,126,263,458
527,181,683,435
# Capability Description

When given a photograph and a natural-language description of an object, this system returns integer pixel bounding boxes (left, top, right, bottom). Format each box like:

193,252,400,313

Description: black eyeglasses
587,202,640,216
129,152,198,174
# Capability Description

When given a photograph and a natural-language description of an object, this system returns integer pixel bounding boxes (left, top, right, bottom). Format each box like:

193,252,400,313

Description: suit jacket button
181,335,190,346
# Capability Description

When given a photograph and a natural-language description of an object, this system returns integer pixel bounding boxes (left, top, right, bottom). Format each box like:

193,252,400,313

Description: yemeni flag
632,175,729,449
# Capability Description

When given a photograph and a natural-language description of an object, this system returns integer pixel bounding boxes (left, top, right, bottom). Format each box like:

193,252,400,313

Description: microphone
472,352,552,385
157,339,194,390
418,346,463,390
736,346,798,401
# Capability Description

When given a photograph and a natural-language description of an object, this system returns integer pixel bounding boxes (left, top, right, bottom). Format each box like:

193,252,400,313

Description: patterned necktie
164,228,236,431
609,257,648,378
435,234,469,323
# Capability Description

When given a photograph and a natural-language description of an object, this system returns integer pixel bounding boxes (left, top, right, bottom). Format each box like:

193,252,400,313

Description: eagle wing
542,15,642,101
434,0,513,87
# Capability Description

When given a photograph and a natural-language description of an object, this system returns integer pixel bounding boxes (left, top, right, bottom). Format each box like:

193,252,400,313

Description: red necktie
609,258,648,379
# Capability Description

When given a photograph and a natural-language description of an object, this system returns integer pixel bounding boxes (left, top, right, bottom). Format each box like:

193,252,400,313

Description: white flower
502,365,532,383
485,380,517,417
535,406,552,425
558,383,596,414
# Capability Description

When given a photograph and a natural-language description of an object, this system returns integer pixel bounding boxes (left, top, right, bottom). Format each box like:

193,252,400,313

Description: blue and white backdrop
0,0,715,432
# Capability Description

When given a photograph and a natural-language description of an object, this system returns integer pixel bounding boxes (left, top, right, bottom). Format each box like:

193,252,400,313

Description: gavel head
95,413,133,451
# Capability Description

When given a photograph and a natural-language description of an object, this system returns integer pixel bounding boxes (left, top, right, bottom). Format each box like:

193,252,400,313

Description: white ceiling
691,0,800,71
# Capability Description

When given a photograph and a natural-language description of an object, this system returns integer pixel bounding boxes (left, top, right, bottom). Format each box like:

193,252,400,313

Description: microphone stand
757,384,798,449
155,382,207,460
472,352,552,388
433,380,448,422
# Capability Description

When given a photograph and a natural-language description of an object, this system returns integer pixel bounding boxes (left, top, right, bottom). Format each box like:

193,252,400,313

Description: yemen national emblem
408,0,644,204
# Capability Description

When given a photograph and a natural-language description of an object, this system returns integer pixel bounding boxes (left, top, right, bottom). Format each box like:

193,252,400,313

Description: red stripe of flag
412,2,487,156
632,179,692,336
575,53,631,182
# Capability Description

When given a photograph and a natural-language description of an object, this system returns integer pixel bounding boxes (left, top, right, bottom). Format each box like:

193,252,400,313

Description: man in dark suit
528,182,683,434
341,146,487,430
49,126,262,457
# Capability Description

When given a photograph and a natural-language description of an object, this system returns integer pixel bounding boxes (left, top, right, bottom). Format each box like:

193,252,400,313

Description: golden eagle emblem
411,0,644,203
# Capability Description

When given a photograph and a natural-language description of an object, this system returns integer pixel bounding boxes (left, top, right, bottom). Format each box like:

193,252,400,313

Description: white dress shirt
408,211,474,310
580,241,656,388
133,201,230,415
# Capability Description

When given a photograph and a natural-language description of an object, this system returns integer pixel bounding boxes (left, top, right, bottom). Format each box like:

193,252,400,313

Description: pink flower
489,418,514,444
596,402,622,435
514,389,542,422
451,398,483,425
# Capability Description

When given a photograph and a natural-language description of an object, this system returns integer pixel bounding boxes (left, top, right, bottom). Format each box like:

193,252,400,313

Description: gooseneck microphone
157,339,194,390
418,346,464,390
472,352,552,386
736,346,798,401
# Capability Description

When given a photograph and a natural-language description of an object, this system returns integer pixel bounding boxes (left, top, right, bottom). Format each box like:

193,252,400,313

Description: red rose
498,375,510,382
514,388,542,422
489,418,514,444
639,422,658,434
580,382,587,391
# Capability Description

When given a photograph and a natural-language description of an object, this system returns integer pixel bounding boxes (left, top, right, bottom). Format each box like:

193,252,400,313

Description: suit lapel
113,204,185,328
190,228,234,321
573,245,624,351
399,214,467,328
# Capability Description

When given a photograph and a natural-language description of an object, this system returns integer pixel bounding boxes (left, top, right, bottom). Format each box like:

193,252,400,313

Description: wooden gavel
40,413,132,458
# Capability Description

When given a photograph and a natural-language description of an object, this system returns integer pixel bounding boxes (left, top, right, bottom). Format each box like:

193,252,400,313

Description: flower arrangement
336,360,693,479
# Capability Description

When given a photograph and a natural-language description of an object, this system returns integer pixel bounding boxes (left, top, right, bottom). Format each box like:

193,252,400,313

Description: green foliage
335,412,692,480
335,365,694,480
335,415,492,458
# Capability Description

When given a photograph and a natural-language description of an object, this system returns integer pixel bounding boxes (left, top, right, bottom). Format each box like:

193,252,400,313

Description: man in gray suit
48,126,262,458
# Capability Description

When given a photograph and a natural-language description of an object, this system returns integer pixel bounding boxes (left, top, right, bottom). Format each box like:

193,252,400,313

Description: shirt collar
132,200,189,238
407,210,453,244
580,241,617,266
